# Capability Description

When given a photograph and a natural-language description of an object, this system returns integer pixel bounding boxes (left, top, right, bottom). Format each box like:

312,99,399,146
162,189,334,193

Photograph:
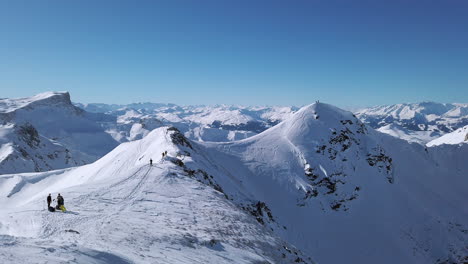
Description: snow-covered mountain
76,102,297,143
356,102,468,144
0,92,297,174
0,92,119,174
198,103,467,263
427,125,468,147
0,127,313,264
0,102,466,263
0,123,88,174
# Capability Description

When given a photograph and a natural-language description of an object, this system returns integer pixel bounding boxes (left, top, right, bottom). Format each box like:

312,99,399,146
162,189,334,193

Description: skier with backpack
56,193,66,212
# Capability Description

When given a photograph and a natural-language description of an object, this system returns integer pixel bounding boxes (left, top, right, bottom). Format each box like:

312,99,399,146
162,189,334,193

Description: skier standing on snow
56,193,64,208
150,158,153,166
47,193,52,208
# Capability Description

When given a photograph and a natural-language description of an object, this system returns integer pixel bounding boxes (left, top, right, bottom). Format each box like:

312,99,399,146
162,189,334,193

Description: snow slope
0,127,313,264
427,125,468,147
197,103,468,263
376,123,441,144
356,102,468,144
0,92,119,174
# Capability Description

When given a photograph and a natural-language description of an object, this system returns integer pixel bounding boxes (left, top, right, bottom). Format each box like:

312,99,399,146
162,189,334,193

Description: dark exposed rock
181,165,227,198
168,127,193,149
243,201,274,225
170,158,185,167
16,123,40,148
366,147,394,183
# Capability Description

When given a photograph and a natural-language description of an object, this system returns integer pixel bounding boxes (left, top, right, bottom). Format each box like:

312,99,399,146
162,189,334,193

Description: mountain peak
0,91,73,113
279,102,359,141
30,91,70,100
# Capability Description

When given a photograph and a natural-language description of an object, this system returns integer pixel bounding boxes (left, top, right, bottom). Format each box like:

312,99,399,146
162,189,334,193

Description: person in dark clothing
47,193,52,208
56,193,64,209
150,158,153,166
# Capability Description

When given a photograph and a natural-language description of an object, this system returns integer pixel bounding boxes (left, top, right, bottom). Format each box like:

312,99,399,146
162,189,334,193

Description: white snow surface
200,103,467,263
427,125,468,147
1,102,466,263
377,123,441,144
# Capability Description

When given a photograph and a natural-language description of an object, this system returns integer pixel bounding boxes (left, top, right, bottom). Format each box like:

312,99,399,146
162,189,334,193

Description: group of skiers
47,193,66,212
149,151,168,166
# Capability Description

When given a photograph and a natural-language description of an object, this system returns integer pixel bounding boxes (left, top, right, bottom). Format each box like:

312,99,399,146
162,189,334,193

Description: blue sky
1,0,467,107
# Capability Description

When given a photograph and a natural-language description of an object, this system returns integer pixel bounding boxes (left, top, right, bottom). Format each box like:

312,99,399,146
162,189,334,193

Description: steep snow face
0,92,119,173
0,127,314,264
427,125,468,147
356,102,468,144
195,103,467,264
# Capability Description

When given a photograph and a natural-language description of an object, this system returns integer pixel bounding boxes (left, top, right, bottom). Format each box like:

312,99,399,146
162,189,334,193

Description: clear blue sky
1,0,467,107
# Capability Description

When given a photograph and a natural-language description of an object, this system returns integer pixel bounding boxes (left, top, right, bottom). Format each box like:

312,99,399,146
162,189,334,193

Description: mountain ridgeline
2,92,467,175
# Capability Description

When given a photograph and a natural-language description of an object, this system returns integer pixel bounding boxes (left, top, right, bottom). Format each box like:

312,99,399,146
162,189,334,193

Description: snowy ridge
427,125,468,147
0,127,314,264
0,92,73,114
196,103,467,263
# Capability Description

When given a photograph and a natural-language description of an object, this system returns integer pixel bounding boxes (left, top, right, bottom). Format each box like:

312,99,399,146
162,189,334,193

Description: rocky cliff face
0,92,118,174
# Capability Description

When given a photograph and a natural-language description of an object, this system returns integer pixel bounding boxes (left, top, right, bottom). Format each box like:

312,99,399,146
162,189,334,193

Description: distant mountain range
356,102,468,144
77,100,468,144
